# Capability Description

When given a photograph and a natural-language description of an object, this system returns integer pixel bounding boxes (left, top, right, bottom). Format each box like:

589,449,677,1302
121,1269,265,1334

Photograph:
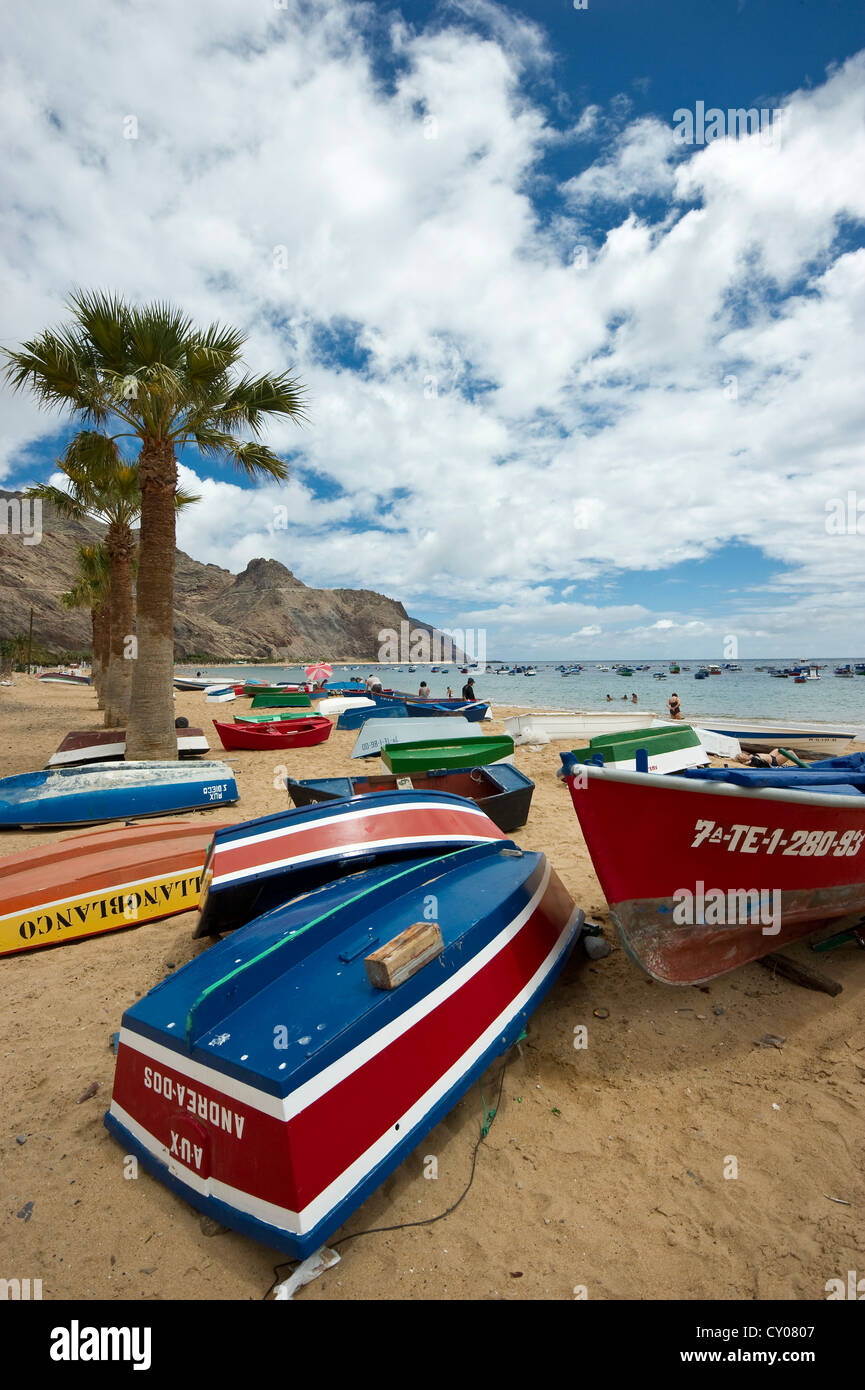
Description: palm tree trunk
92,602,109,707
102,523,135,728
125,439,177,760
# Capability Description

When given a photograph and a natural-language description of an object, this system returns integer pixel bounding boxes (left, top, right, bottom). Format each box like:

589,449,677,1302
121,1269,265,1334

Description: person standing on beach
667,691,682,719
462,676,476,700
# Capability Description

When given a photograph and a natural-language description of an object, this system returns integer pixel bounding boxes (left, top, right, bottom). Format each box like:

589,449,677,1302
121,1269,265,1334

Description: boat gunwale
572,762,865,809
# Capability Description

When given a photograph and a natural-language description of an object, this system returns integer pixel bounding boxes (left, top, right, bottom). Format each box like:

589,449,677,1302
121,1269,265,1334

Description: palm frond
191,428,291,481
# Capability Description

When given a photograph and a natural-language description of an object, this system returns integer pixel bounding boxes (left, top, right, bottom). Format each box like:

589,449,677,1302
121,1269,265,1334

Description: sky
2,0,864,658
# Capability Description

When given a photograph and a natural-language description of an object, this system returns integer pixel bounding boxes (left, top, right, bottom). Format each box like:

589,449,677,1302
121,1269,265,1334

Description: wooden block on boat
365,921,444,990
396,776,414,790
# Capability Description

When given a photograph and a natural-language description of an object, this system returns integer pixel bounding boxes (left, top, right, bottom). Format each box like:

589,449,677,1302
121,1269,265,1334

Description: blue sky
2,0,865,656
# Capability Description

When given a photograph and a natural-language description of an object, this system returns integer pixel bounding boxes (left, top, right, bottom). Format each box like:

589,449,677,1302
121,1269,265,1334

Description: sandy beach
2,675,864,1301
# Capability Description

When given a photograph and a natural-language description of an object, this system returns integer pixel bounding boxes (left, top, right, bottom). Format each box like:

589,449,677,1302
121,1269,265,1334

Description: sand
1,675,863,1301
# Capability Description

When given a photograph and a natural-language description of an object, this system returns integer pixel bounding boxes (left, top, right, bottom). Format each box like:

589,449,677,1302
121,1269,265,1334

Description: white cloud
1,2,864,654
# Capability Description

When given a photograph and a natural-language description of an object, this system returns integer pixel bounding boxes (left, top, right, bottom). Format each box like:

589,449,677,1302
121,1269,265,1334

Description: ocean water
176,658,865,727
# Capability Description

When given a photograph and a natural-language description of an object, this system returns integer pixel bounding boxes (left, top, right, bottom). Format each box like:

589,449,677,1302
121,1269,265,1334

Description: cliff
0,489,459,662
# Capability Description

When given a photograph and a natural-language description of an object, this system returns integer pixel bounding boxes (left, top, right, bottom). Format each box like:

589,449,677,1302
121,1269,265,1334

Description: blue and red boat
105,839,583,1259
195,789,505,936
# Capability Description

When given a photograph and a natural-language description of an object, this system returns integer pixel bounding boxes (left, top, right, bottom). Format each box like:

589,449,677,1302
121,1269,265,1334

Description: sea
176,658,865,728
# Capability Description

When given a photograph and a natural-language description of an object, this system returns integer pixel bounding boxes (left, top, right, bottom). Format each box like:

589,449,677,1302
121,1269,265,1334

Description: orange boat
0,819,231,957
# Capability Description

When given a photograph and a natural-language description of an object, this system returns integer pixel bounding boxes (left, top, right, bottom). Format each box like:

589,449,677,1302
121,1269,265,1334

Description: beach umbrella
305,662,332,684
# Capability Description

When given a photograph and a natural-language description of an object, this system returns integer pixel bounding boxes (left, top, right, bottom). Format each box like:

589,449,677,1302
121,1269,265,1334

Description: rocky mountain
0,489,461,662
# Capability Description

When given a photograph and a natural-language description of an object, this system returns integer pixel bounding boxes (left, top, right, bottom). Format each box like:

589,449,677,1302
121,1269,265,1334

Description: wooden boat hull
195,790,506,935
212,717,331,751
563,763,865,984
47,728,209,768
106,843,583,1259
0,761,239,828
382,736,515,774
286,765,535,833
0,820,230,956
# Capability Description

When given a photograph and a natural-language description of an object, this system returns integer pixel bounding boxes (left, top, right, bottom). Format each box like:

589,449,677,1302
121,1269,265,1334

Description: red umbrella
305,662,333,685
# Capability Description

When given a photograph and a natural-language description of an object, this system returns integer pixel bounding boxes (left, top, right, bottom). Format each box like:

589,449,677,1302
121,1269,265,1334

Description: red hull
212,717,332,751
565,766,865,983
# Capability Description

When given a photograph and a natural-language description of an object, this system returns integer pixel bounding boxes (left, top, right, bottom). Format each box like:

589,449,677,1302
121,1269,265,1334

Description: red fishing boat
212,717,332,752
562,760,865,984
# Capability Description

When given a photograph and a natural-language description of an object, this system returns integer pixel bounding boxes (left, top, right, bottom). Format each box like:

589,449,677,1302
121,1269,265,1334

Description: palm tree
61,543,111,706
4,290,306,757
29,442,198,726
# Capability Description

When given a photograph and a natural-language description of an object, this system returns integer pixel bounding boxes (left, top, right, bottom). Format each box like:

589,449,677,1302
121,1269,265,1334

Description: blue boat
195,789,506,936
0,761,239,828
105,841,583,1261
337,703,409,731
404,699,489,723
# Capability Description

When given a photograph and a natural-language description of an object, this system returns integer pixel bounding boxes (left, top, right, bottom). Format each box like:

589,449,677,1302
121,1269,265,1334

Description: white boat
504,711,741,759
351,716,474,759
317,695,376,718
504,711,665,742
205,686,236,703
700,721,858,758
174,676,226,691
47,728,210,767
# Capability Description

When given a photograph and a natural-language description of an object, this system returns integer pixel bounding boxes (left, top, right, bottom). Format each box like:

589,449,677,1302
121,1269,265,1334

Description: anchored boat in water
105,841,583,1260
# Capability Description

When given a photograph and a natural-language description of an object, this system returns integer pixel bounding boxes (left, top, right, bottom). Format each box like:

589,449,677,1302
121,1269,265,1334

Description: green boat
250,692,313,709
617,667,634,677
235,710,321,724
566,724,705,774
381,734,514,774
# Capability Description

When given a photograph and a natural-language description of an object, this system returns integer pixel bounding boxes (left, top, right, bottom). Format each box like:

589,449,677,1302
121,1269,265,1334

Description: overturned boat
47,728,209,768
0,819,230,957
0,761,239,829
105,841,583,1260
195,789,505,936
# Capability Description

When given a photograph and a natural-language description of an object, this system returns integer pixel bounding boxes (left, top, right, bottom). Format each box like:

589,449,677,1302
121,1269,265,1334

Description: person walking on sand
667,691,682,719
